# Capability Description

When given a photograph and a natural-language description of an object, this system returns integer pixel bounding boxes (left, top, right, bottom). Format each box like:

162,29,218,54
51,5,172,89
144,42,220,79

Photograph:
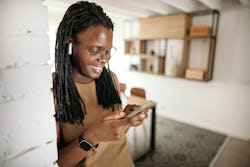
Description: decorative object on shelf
149,50,155,72
149,64,153,72
166,46,180,77
166,58,179,77
150,50,155,56
129,64,138,71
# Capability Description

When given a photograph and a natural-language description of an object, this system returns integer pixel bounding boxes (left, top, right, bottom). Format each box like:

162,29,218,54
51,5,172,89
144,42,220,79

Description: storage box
189,26,212,36
185,69,205,80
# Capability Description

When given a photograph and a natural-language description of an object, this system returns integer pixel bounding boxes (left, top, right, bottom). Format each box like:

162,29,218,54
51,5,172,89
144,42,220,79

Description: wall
39,6,249,165
115,7,250,140
0,0,58,166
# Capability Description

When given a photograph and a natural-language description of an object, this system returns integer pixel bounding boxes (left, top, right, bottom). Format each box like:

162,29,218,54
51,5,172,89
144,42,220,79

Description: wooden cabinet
124,10,219,81
139,14,190,38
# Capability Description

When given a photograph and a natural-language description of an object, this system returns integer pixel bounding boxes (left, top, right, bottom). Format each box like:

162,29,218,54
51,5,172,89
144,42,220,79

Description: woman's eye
91,48,98,53
90,47,102,54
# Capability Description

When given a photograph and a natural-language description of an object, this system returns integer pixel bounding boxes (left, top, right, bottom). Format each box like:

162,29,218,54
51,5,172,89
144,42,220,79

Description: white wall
45,4,250,141
0,0,58,166
114,8,250,140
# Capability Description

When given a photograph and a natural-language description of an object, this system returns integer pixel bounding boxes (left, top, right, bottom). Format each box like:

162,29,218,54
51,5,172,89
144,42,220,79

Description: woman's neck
73,70,94,84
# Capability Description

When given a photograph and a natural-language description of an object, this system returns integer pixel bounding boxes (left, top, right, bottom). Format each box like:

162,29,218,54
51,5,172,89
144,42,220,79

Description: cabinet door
139,14,190,39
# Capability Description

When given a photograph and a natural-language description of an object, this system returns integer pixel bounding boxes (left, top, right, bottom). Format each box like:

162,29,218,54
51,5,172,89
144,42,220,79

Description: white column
0,0,58,166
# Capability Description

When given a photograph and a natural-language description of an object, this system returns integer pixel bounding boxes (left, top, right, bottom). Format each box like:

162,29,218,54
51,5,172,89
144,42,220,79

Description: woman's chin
90,71,102,79
92,69,103,78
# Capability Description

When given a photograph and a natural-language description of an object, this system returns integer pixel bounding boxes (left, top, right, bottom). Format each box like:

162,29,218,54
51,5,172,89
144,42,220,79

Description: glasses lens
88,46,117,59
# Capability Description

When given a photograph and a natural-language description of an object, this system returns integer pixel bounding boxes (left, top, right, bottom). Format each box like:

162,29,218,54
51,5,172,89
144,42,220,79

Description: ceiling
44,0,250,20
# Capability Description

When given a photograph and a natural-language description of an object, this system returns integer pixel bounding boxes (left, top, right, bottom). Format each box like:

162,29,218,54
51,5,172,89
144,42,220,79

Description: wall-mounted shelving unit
124,10,219,81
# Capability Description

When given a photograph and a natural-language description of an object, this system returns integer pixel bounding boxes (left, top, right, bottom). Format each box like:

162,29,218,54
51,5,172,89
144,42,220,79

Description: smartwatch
78,135,93,151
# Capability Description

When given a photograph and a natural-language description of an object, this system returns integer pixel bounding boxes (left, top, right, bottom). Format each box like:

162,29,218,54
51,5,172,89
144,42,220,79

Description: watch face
79,135,93,151
79,140,92,151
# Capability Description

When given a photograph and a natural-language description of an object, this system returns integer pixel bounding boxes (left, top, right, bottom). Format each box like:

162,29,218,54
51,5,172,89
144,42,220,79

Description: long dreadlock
53,1,121,126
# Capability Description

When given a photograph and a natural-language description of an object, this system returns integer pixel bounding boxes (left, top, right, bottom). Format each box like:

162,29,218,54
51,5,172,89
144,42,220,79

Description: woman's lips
91,66,103,73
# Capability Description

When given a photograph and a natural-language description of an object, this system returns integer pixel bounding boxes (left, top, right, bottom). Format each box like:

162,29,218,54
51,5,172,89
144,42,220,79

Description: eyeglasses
87,46,117,60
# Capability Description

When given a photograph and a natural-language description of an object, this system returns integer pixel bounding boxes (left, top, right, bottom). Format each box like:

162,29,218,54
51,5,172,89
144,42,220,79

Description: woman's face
71,25,113,83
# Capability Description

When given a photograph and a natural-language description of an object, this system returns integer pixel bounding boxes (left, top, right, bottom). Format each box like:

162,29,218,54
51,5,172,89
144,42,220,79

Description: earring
68,42,73,55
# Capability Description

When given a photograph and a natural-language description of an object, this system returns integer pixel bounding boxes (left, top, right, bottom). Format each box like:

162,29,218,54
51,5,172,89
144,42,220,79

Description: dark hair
53,1,121,125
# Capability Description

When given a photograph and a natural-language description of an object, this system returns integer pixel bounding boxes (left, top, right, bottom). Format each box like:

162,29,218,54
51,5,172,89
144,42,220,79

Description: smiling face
71,25,113,84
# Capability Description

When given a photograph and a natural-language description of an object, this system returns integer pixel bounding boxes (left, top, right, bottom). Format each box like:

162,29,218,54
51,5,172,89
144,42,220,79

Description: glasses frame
87,46,117,60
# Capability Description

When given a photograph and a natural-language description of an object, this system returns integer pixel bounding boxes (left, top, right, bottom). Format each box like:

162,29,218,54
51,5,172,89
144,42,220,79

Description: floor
134,116,226,167
133,116,250,167
210,137,250,167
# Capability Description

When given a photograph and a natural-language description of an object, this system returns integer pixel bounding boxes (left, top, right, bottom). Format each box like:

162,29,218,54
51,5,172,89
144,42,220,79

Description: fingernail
120,112,125,116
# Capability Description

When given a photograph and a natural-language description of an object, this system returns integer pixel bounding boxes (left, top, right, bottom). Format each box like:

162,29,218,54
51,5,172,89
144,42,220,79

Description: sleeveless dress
59,73,133,167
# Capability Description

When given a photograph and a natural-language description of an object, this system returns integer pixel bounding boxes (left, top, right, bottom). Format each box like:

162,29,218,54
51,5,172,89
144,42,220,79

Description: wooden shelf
124,10,219,81
129,70,165,76
186,35,215,39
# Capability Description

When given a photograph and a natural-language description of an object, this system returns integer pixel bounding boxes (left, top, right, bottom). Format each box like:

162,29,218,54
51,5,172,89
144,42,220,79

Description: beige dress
59,74,133,167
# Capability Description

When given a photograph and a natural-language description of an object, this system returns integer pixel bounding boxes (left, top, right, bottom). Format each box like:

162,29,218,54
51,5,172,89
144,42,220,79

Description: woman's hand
123,104,148,127
83,105,148,145
83,111,131,145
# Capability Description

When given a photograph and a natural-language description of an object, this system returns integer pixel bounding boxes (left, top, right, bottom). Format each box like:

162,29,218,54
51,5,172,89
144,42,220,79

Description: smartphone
126,100,155,118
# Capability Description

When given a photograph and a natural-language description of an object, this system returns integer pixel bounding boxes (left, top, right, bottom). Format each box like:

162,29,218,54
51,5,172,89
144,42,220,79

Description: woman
53,1,148,167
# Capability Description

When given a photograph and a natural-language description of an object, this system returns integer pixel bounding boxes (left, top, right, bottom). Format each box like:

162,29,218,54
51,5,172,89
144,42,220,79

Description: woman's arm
56,111,137,167
56,121,90,167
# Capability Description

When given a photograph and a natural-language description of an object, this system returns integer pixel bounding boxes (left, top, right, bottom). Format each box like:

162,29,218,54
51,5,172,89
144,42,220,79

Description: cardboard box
189,26,212,36
185,69,205,80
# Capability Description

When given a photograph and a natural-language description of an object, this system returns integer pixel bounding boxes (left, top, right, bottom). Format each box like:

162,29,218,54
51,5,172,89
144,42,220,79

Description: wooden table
126,95,156,150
